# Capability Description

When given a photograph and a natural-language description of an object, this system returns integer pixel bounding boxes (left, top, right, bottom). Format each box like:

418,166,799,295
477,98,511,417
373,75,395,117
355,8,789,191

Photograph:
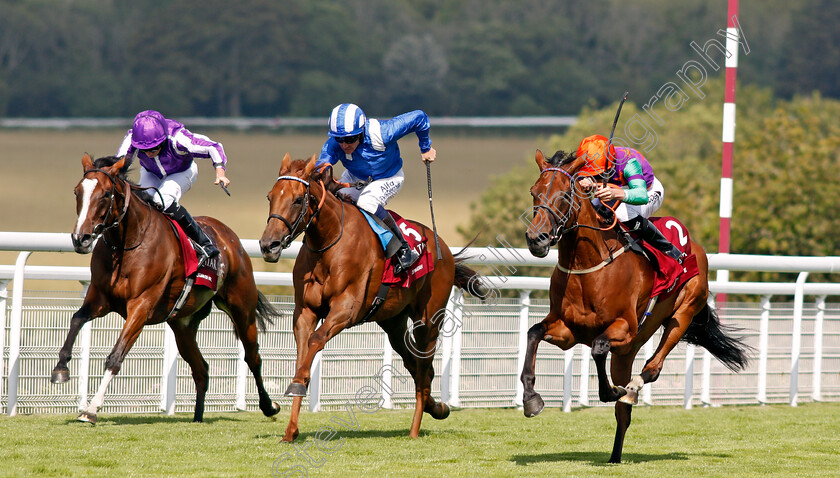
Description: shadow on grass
512,451,700,466
255,426,473,442
63,415,241,426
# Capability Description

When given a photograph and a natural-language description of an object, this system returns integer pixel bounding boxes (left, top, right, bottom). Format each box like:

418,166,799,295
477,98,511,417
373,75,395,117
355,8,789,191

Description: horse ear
82,153,94,171
279,152,291,174
112,156,127,173
303,154,317,177
535,149,549,171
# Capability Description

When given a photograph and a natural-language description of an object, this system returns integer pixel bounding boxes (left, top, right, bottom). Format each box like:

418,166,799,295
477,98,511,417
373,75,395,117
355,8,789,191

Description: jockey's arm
619,158,649,205
382,110,432,157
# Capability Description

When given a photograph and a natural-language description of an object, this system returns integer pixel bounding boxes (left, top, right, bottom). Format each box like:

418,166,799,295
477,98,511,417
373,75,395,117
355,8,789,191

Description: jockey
576,134,685,263
116,110,230,264
315,103,437,274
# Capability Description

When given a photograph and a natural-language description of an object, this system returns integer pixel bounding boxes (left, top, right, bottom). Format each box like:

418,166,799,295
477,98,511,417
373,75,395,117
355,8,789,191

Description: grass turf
1,403,838,477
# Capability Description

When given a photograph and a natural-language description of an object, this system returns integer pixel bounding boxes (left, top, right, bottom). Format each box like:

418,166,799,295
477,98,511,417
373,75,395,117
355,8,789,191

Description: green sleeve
621,159,649,205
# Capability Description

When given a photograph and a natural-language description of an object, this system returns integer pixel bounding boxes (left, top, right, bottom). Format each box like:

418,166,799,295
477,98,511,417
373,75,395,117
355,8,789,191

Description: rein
268,175,343,253
83,168,149,251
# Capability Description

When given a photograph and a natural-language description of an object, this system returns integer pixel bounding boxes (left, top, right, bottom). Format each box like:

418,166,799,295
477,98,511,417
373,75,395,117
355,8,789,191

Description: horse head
71,153,130,253
524,149,590,257
260,152,319,262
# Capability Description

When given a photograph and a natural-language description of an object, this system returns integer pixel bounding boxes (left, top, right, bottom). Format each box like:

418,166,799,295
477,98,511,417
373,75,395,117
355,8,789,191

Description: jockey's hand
578,177,597,192
421,147,436,163
594,184,625,201
214,167,231,188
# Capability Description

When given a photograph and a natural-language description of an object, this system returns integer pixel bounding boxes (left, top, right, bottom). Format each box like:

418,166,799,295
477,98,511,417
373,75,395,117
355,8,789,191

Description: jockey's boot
382,211,419,274
624,216,685,264
165,203,219,266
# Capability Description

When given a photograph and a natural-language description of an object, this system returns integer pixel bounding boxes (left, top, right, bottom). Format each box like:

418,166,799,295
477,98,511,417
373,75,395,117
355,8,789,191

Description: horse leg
51,286,109,383
608,354,635,464
78,309,147,424
281,307,318,442
167,319,210,422
591,319,633,403
217,298,281,418
521,314,576,417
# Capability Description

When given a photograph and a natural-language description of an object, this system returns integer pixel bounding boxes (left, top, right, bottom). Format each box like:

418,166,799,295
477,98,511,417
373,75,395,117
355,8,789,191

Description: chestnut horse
259,154,484,442
53,153,281,423
521,149,749,463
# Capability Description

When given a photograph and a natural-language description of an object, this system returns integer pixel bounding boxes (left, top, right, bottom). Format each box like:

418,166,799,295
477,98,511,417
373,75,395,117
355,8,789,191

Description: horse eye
293,197,304,205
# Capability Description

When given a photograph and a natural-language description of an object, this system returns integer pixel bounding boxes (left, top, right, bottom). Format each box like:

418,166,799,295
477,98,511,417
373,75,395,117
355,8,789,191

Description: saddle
619,217,699,298
165,217,219,319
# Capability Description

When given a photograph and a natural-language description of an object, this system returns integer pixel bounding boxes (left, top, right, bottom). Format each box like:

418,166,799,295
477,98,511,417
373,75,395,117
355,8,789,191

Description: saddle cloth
359,209,435,288
626,216,699,298
167,217,219,290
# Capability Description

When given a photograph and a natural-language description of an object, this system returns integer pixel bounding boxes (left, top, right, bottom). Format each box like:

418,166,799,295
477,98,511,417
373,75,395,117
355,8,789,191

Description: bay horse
259,154,485,442
52,153,281,423
521,149,750,463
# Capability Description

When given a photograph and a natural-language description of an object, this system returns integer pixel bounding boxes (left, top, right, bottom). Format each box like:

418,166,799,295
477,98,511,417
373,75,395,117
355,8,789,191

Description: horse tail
681,303,752,372
255,291,282,332
452,249,491,300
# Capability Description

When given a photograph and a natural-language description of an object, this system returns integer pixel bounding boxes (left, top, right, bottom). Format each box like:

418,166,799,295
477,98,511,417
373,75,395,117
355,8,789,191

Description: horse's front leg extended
77,310,147,424
51,287,110,383
520,323,546,417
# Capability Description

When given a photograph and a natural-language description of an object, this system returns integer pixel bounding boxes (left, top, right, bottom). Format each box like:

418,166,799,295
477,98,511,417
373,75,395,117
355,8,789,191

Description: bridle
532,167,580,245
267,175,344,253
80,168,150,251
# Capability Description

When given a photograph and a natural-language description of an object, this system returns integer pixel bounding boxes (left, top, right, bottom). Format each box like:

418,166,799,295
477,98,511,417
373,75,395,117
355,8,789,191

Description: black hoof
77,411,97,424
284,382,307,397
430,402,450,420
523,395,545,417
262,401,281,417
51,367,70,384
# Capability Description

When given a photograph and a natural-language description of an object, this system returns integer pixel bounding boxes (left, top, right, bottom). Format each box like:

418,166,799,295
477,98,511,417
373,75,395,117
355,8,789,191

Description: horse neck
558,198,621,269
302,187,344,251
103,187,152,250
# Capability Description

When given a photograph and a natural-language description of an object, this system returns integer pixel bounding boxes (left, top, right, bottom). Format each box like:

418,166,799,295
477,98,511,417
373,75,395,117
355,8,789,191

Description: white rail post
641,338,654,405
161,325,178,415
562,348,574,413
440,287,457,404
514,290,530,407
811,296,825,402
701,296,715,407
578,345,591,407
77,281,92,411
235,342,248,411
309,350,322,412
7,251,32,416
790,272,809,407
0,279,8,414
449,288,464,408
381,330,394,409
757,295,771,404
684,344,695,410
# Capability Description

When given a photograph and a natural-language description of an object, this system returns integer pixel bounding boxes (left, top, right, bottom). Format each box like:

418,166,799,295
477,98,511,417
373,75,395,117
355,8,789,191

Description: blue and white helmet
328,103,366,137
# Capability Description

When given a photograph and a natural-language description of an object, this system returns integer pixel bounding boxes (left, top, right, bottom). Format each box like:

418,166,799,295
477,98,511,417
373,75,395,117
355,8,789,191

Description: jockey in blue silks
117,110,230,263
315,103,437,274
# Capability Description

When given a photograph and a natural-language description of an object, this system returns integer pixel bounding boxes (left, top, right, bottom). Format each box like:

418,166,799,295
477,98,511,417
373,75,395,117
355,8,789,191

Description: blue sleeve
380,110,432,153
316,139,341,167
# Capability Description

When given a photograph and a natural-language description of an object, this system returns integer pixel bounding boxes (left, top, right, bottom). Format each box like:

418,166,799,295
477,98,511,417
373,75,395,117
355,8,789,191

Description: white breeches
138,162,198,210
338,168,405,215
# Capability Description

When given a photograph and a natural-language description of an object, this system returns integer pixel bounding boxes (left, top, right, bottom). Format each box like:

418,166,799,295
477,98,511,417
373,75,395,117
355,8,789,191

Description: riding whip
425,160,442,260
219,183,231,196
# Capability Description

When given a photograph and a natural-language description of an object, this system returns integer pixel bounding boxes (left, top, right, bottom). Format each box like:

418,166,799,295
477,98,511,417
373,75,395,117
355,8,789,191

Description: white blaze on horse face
75,178,98,235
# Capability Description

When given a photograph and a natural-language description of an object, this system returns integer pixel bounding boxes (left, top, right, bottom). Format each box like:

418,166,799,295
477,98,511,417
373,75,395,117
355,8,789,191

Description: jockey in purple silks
315,103,437,274
117,110,230,264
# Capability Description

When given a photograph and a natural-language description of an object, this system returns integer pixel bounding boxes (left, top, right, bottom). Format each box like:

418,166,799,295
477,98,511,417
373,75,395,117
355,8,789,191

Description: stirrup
393,247,419,275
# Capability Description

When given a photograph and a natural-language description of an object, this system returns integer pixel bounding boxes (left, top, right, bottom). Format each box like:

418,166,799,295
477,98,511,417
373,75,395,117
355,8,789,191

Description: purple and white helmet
130,110,167,150
328,103,366,137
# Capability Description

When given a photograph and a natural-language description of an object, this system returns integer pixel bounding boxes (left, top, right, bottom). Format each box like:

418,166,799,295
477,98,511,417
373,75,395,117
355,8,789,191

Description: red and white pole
717,0,740,304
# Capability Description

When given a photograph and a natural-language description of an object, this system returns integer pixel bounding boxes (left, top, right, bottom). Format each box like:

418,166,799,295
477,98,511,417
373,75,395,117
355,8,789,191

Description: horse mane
547,150,576,167
92,155,135,184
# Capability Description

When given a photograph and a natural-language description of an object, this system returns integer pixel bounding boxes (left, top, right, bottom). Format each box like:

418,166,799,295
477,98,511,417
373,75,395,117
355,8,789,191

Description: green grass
1,403,838,477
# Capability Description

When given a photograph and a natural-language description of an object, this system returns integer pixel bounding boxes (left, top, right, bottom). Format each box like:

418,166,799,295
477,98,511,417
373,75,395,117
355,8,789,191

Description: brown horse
521,149,749,463
259,154,484,442
52,153,281,423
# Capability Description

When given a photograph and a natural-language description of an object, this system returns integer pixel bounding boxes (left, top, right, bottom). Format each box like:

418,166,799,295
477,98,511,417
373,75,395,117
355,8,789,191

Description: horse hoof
618,388,638,405
430,402,450,420
523,395,545,417
263,401,282,417
284,383,307,397
51,368,70,384
77,411,97,424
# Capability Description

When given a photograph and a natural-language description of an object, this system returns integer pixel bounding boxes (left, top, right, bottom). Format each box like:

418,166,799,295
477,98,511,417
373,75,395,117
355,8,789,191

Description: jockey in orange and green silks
577,134,685,263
